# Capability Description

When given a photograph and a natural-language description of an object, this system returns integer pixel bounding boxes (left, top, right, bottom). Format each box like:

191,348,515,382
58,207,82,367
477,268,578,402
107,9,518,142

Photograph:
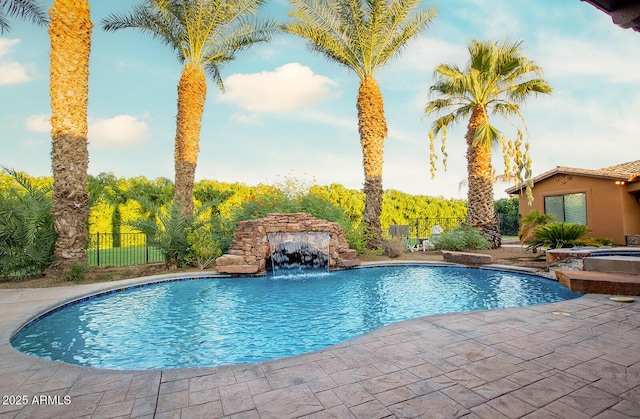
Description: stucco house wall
507,161,640,246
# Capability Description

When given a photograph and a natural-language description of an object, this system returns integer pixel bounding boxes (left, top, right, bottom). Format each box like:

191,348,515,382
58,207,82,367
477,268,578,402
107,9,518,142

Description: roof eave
504,166,636,194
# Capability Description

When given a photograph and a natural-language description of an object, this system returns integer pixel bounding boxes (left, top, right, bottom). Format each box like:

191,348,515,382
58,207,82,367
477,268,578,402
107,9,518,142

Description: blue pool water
11,266,582,370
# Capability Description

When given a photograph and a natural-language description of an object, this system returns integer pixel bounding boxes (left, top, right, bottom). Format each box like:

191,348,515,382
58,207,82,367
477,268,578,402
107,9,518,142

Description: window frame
543,192,588,225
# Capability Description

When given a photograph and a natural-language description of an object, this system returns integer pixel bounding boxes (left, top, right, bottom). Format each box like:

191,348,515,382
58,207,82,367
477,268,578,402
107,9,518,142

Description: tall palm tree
424,39,551,248
102,0,279,217
285,0,436,246
48,0,92,272
0,0,47,33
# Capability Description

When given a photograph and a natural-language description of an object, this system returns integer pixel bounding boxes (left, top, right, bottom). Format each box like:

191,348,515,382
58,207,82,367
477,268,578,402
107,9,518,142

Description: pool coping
1,262,639,418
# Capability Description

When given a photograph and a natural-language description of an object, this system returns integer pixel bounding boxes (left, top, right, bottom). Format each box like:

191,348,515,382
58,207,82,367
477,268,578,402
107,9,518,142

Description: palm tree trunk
174,62,207,217
47,0,92,272
357,76,387,246
465,107,501,248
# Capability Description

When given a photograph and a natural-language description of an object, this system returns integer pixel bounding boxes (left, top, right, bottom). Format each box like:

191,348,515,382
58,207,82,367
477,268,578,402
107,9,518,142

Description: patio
1,268,639,418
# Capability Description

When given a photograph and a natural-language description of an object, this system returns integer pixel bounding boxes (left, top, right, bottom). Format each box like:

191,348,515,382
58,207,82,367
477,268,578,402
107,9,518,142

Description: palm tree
47,0,92,273
424,39,551,248
285,0,436,246
102,0,279,217
0,0,47,33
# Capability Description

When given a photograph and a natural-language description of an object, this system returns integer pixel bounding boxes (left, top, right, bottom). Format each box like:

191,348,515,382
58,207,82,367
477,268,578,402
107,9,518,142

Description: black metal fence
87,215,521,267
87,233,164,267
387,215,521,242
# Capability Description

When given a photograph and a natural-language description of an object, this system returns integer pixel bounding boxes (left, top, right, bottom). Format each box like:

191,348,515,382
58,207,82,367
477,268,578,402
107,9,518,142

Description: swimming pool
11,265,582,370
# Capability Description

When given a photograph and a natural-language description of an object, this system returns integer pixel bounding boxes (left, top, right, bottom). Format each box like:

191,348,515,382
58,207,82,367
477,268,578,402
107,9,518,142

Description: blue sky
1,0,639,199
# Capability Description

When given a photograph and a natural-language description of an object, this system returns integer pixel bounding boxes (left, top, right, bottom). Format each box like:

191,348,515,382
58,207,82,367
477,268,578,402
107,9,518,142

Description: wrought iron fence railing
87,232,164,267
386,215,521,244
87,216,521,267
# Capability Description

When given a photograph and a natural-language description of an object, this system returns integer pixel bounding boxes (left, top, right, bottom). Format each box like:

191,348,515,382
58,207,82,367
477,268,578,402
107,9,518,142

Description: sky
1,0,639,200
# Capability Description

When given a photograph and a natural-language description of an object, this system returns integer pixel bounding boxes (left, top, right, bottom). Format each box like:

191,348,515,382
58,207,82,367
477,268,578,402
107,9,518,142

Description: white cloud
0,38,31,85
89,115,149,148
539,35,640,84
0,62,30,84
25,114,50,132
231,113,264,126
0,38,19,58
217,62,341,112
0,38,30,85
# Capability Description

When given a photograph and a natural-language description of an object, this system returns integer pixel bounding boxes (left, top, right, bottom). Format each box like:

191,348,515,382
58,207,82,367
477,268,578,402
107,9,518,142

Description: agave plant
0,169,56,277
526,222,588,250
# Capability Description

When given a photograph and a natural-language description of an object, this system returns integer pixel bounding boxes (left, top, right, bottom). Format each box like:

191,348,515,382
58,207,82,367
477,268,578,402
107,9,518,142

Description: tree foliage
1,171,478,271
430,224,489,251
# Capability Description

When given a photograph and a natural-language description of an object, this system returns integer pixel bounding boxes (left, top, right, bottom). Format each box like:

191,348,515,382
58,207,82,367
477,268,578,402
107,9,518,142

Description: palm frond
0,0,48,33
473,122,501,148
103,0,278,88
286,0,433,78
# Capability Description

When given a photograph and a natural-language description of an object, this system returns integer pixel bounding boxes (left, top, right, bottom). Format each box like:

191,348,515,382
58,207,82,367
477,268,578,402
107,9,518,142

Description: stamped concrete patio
1,266,639,418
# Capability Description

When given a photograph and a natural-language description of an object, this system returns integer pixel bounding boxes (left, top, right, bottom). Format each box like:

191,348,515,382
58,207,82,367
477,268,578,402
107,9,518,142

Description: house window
544,193,587,224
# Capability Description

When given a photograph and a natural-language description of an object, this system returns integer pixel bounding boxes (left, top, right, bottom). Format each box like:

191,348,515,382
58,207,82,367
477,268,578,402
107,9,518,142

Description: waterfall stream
267,232,330,275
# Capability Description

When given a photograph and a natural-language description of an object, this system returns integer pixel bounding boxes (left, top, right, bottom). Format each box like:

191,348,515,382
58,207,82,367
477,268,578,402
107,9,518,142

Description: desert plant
518,210,555,245
526,222,588,250
0,169,56,278
127,199,192,269
431,223,490,251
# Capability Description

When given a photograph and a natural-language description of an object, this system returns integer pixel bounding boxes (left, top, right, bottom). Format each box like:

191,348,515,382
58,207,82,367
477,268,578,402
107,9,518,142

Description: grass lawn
87,245,164,267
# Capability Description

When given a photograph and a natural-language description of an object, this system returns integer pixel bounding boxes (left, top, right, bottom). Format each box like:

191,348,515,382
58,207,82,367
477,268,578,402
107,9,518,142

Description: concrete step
583,256,640,275
555,269,640,295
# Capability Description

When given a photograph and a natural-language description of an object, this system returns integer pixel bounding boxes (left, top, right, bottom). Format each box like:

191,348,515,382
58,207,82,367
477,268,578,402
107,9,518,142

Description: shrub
526,222,588,250
61,263,88,282
431,224,490,251
185,224,222,269
518,210,555,245
342,222,373,254
0,169,56,278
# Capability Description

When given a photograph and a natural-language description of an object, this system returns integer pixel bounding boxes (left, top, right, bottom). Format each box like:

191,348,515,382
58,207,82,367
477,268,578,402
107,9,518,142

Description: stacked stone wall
215,213,360,275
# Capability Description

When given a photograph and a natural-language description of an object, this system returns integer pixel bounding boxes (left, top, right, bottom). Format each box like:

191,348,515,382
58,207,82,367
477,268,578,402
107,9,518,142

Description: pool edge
4,261,575,374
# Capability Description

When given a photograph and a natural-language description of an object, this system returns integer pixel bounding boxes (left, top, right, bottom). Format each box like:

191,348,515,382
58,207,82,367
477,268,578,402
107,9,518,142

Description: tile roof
505,160,640,194
598,160,640,178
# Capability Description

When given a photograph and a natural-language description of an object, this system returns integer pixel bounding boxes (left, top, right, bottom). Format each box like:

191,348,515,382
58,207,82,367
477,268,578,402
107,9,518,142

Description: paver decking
1,269,639,418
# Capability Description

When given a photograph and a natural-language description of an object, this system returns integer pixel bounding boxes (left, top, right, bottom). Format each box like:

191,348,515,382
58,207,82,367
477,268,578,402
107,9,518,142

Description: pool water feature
11,266,582,370
267,231,330,274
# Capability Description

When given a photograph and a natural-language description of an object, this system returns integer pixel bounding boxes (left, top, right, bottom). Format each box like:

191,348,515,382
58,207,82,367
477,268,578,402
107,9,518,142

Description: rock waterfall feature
215,213,360,275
